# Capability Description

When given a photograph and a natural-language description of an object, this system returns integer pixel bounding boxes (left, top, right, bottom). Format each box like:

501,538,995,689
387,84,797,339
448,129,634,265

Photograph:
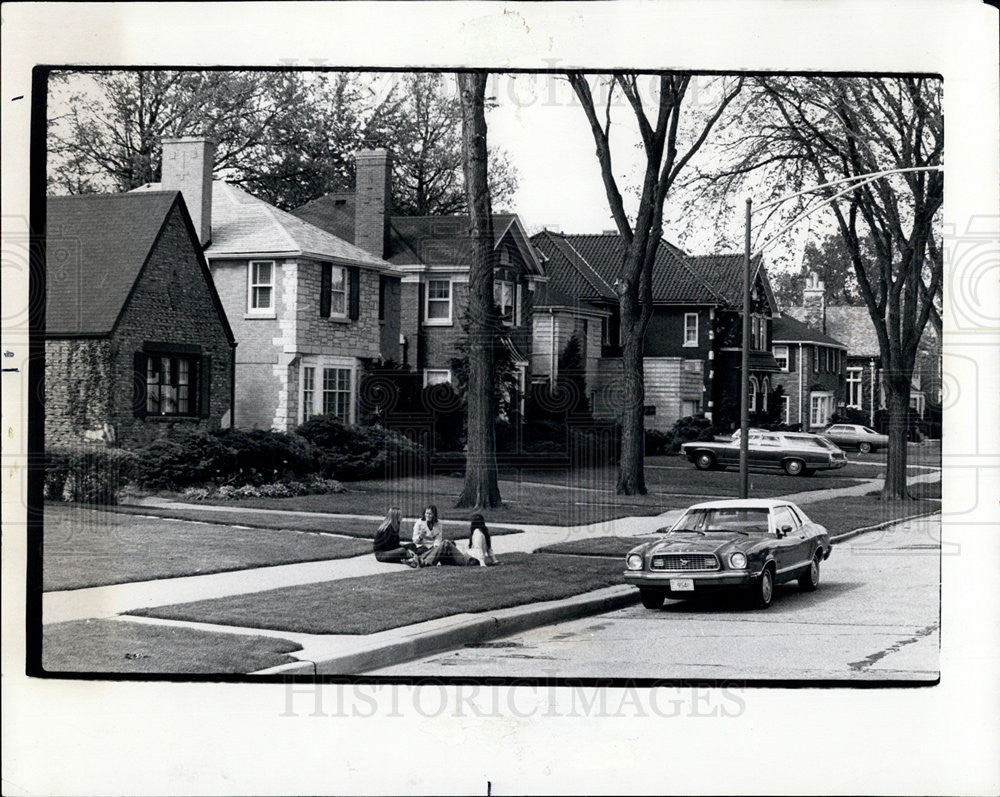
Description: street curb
830,510,940,544
255,585,640,676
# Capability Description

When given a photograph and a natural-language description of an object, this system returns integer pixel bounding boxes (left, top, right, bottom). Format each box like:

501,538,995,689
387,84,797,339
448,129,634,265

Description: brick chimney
802,270,826,333
354,149,392,257
161,137,214,247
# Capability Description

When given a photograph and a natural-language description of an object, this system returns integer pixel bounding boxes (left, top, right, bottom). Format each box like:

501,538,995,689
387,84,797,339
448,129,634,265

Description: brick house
770,313,847,429
45,191,236,446
785,272,937,425
135,138,401,431
293,150,546,398
528,234,782,431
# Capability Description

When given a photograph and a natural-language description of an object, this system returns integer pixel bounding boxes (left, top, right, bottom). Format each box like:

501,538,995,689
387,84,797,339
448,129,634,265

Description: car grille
650,554,720,571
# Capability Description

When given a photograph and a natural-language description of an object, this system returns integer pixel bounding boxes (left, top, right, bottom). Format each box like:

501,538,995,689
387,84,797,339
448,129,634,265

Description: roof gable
46,192,179,336
772,313,846,348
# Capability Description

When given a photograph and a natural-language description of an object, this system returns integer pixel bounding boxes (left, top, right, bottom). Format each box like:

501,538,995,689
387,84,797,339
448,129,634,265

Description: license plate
670,578,694,591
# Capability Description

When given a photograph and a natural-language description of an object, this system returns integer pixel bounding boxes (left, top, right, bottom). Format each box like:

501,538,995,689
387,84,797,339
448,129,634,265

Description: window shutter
349,267,360,320
133,352,147,418
200,355,212,418
320,263,331,318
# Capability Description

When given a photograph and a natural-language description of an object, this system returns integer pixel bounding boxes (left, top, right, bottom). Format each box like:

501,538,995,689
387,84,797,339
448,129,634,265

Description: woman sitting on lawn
373,507,420,567
466,513,498,567
412,504,472,566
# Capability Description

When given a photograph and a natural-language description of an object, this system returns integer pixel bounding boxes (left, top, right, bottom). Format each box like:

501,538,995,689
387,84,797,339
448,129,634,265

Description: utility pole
739,197,751,499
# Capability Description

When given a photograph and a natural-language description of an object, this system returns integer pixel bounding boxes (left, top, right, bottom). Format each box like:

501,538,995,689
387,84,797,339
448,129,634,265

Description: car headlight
626,553,644,571
728,552,748,569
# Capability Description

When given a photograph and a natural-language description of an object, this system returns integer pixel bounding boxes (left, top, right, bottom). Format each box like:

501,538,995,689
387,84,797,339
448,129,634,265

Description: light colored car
682,430,847,476
820,423,889,453
624,499,833,609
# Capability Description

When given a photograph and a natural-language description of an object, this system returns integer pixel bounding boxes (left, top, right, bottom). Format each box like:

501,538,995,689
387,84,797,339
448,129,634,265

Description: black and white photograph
3,2,999,795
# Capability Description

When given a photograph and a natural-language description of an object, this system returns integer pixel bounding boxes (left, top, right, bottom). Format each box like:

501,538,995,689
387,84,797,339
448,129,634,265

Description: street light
736,165,943,499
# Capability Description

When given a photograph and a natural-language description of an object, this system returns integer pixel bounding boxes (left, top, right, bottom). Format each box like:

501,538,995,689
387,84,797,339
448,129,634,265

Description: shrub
295,415,428,481
181,486,211,501
131,430,236,489
211,428,323,484
644,429,672,456
650,415,719,456
45,445,135,505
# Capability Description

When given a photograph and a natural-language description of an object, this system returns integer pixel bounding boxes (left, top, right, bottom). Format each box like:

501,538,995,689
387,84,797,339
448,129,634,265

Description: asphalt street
372,516,940,681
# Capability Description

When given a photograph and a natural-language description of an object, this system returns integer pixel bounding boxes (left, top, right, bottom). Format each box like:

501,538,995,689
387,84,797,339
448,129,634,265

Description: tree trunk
617,318,647,495
456,72,501,509
882,384,911,499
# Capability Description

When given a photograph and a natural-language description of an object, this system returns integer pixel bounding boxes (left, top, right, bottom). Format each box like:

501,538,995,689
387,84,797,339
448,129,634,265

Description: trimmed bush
295,414,428,481
45,445,135,505
131,430,237,490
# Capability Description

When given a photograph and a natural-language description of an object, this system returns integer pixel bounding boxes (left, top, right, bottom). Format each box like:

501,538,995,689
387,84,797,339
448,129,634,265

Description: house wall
532,310,605,401
644,307,710,357
380,276,402,364
770,343,846,427
295,260,383,359
591,356,703,430
48,206,235,447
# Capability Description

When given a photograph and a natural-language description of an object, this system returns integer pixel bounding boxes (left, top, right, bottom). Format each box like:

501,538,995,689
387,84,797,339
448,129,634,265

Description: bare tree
567,73,743,495
455,71,501,509
701,76,942,499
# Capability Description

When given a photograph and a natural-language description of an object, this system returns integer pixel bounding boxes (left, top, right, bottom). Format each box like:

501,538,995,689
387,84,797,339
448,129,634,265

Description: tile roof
684,253,777,308
530,231,616,304
772,312,846,348
46,192,180,336
292,193,519,267
134,182,396,270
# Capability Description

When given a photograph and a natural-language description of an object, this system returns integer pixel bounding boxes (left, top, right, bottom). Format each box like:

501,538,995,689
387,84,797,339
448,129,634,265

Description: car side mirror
777,524,792,538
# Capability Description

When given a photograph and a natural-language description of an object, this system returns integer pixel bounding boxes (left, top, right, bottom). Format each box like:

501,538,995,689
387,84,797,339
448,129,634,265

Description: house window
683,313,699,347
773,345,789,372
327,265,348,317
813,346,819,373
494,279,516,326
425,279,452,324
146,354,196,416
910,393,925,417
378,276,387,321
302,367,316,421
681,399,701,417
810,392,834,428
322,367,352,420
500,248,511,266
761,378,769,411
781,395,790,424
424,369,452,387
846,367,863,408
248,260,275,313
749,376,759,412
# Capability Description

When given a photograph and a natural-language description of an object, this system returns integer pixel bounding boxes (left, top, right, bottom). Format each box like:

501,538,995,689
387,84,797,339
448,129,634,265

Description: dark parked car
624,499,833,609
681,430,847,476
820,423,889,453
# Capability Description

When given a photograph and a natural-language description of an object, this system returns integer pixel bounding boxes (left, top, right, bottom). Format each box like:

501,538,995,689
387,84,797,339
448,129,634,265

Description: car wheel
639,588,665,610
798,553,821,591
783,458,806,476
859,441,872,454
694,452,717,471
751,566,774,608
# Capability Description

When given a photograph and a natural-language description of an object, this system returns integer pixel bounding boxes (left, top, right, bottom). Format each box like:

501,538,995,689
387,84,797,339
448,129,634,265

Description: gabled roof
772,312,846,348
685,253,778,312
531,231,617,304
786,305,880,357
291,193,542,273
133,182,396,271
45,191,234,343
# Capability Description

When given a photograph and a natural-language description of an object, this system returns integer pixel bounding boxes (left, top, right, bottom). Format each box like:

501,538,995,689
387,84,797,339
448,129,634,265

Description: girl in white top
466,513,498,566
412,504,471,566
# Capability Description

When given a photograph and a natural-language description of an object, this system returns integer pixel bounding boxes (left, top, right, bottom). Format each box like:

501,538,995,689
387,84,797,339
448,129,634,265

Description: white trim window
749,376,759,412
329,265,347,318
781,394,791,424
683,313,699,347
846,367,863,409
773,344,789,372
681,399,701,417
423,369,452,387
300,358,355,424
810,392,834,428
761,377,770,411
910,393,925,417
302,367,316,421
425,278,453,325
322,367,352,420
494,279,516,326
248,260,275,314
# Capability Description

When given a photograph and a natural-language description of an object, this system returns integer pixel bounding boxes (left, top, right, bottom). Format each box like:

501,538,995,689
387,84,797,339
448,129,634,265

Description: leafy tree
567,73,743,495
771,234,876,308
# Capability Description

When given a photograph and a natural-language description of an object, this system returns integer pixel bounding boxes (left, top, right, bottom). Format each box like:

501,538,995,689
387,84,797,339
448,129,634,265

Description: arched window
748,376,759,412
761,378,770,411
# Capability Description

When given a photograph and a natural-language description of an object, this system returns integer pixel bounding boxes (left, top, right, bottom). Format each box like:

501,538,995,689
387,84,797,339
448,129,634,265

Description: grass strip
130,552,622,635
42,618,301,674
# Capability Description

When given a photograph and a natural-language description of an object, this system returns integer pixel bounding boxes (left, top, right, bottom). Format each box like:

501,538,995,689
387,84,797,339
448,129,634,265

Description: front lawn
43,618,301,674
44,504,371,591
129,552,622,635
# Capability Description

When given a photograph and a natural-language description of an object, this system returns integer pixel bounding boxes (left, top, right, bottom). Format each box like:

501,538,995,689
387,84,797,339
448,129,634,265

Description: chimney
161,137,214,247
354,149,392,257
802,270,826,333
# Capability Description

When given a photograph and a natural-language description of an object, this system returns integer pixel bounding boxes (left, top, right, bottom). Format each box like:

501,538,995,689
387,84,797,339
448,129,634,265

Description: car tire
798,553,821,591
783,458,806,476
859,442,872,454
694,452,717,471
751,566,774,609
639,588,665,610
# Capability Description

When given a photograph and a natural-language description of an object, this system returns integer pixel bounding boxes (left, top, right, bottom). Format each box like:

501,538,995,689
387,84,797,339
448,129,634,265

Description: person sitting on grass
466,513,498,567
412,504,472,566
373,507,420,568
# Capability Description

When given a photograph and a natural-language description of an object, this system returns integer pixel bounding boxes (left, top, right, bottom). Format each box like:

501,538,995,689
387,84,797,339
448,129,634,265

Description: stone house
135,138,401,431
45,191,236,446
528,234,782,431
770,313,847,429
292,150,546,401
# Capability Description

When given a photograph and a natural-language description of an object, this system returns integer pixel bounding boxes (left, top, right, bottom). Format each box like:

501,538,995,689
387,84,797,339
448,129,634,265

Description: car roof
684,498,797,511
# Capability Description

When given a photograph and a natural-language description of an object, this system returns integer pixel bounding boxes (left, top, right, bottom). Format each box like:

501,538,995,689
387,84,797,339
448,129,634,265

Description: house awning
501,335,529,367
749,351,782,373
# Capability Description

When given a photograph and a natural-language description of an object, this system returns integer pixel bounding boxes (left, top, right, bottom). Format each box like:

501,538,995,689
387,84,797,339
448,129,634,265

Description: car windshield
672,508,771,534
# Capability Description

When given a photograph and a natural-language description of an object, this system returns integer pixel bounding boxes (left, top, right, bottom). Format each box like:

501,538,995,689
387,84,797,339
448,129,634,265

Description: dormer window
494,279,517,326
